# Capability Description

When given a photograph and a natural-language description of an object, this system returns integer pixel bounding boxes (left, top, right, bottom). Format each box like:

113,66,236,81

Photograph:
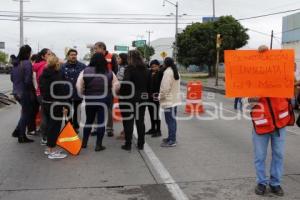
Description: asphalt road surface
0,81,299,200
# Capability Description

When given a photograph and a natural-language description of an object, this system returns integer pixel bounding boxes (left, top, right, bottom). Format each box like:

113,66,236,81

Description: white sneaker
40,139,47,146
48,151,67,160
44,148,50,155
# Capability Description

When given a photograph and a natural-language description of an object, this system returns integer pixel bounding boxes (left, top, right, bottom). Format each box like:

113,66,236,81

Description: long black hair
89,53,108,74
36,48,49,63
17,45,32,62
128,50,145,69
164,57,179,80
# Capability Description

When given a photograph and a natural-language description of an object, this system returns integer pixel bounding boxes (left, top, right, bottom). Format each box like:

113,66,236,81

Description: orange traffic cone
57,122,82,155
113,98,122,122
185,81,204,114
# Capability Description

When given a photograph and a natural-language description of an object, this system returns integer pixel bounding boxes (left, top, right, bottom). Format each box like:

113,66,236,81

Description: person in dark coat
76,53,120,151
61,49,86,132
10,45,36,143
119,50,148,151
146,59,163,137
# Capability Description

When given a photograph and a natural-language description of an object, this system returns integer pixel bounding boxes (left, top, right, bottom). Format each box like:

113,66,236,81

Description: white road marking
133,131,189,200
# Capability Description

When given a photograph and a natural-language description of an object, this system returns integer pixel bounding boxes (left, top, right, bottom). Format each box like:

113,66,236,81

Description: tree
137,45,155,61
177,16,249,77
0,51,8,64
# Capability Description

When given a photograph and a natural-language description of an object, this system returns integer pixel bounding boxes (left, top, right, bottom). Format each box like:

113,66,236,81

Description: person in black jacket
146,60,163,137
119,50,148,151
40,55,68,160
61,49,86,133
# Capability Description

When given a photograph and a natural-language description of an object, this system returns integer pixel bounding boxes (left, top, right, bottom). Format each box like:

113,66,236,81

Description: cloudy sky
0,0,299,58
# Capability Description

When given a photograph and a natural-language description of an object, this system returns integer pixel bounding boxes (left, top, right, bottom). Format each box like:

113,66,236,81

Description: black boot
152,130,162,138
95,135,106,152
81,136,88,149
145,129,155,135
121,143,131,151
137,143,144,150
18,136,34,143
12,129,19,138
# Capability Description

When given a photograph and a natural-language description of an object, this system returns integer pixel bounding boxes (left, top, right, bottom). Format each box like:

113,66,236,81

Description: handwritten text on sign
225,50,295,98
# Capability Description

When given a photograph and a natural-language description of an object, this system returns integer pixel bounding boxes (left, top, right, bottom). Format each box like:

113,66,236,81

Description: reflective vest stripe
279,111,289,119
186,99,202,104
58,136,80,143
254,119,268,125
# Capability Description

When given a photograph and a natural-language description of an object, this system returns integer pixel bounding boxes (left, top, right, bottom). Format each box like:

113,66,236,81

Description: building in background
151,37,174,61
282,12,300,69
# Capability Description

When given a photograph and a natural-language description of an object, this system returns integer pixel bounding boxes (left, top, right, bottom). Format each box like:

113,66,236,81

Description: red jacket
251,98,295,134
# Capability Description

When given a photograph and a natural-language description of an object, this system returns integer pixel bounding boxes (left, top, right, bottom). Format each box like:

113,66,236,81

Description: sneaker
48,151,67,160
40,139,47,146
255,184,267,196
27,131,37,136
269,185,284,196
161,141,177,147
44,148,51,155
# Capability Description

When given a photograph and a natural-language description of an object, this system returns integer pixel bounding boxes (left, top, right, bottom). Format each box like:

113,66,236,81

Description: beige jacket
159,67,182,109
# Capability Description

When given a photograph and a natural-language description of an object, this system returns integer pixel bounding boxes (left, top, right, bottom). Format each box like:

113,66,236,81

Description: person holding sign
247,45,295,196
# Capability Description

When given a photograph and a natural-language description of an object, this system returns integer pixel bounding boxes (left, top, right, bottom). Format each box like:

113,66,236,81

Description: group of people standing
10,41,181,159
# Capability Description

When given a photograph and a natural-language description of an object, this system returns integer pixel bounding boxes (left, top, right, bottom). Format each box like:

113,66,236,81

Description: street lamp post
163,0,178,63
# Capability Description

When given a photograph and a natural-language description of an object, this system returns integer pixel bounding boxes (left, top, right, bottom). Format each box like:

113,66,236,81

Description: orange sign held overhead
225,50,295,98
57,122,82,156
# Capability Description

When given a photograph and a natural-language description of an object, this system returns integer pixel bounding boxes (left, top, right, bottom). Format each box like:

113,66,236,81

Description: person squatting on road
76,53,120,152
94,42,118,137
248,45,295,197
61,49,86,133
39,55,69,160
119,50,148,151
159,57,181,148
146,59,163,138
11,45,36,143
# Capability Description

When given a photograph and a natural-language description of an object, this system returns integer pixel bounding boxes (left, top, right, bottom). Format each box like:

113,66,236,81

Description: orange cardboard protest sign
225,50,295,98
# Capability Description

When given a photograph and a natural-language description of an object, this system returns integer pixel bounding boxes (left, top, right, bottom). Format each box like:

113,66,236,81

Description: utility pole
19,0,24,47
213,0,216,19
175,1,178,63
215,34,222,86
270,30,274,50
163,0,179,63
13,0,28,47
146,30,153,46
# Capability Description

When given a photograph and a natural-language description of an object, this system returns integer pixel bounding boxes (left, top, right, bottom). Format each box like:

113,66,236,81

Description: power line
238,8,300,21
0,10,205,17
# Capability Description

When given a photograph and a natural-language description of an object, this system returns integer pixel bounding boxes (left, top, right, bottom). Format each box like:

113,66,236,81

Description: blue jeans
164,106,177,143
252,128,286,186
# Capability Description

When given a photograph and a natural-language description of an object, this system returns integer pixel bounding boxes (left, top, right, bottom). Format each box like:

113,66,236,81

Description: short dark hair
150,59,160,67
31,54,38,62
67,49,78,56
94,42,107,51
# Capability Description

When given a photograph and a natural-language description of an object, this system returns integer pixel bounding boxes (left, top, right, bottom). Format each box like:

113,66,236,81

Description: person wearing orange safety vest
249,45,295,197
94,42,118,137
